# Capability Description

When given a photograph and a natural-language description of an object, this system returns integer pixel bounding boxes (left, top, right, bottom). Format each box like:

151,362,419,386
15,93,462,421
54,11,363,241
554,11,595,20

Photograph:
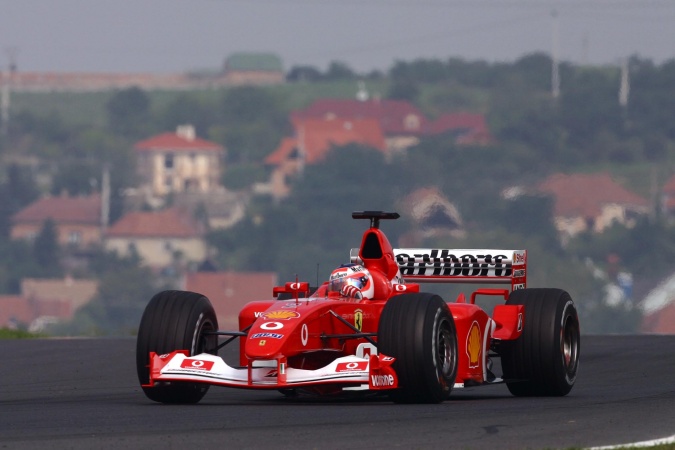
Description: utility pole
551,10,560,99
619,58,630,108
1,47,18,136
581,33,589,66
101,164,111,234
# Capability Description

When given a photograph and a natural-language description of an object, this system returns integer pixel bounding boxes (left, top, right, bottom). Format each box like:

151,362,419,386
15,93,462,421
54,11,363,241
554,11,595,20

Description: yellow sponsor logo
263,310,300,320
466,321,481,369
259,340,266,346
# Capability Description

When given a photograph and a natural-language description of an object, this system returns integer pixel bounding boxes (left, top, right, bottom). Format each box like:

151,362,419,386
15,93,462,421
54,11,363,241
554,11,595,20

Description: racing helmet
328,263,374,299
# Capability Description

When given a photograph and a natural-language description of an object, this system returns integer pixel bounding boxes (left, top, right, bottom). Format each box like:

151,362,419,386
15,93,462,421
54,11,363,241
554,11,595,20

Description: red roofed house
424,112,493,146
0,295,32,329
292,98,493,151
105,207,207,269
292,98,425,152
134,125,225,200
10,193,102,248
183,271,278,328
398,187,465,246
537,173,650,241
0,276,98,330
262,117,386,199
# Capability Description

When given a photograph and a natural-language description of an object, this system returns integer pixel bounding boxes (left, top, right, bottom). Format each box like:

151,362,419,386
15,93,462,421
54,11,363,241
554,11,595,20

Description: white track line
588,434,675,449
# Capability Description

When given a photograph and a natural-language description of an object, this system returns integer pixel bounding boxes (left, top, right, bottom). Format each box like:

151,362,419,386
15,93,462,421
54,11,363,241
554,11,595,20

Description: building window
164,153,174,169
404,114,420,131
68,231,82,245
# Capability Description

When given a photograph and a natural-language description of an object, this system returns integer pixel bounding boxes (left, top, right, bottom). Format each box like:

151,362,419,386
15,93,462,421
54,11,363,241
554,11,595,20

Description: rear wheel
378,293,458,403
500,288,580,396
136,290,218,404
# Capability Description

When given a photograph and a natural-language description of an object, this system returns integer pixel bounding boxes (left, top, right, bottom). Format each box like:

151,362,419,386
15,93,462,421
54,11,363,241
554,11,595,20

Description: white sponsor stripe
587,434,675,449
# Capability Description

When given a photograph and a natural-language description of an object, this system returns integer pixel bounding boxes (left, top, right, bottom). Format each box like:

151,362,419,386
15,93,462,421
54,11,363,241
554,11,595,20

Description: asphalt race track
1,335,674,450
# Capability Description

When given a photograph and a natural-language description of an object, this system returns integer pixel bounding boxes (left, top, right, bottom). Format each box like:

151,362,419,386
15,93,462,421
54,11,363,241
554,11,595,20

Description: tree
0,164,40,238
10,111,71,146
158,93,217,137
496,194,560,251
0,239,41,293
324,61,356,81
629,57,675,139
221,163,268,190
512,52,554,91
389,58,449,83
559,69,624,150
207,144,406,280
218,86,289,164
50,161,99,196
89,264,158,334
105,87,151,138
57,251,160,335
386,78,420,102
33,219,61,275
286,65,323,82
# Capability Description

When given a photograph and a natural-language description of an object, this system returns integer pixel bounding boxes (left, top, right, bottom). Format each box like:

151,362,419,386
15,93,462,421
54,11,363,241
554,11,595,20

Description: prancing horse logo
354,309,363,331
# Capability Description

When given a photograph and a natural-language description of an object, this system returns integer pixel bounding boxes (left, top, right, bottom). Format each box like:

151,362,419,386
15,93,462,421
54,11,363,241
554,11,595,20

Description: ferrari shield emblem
354,309,363,331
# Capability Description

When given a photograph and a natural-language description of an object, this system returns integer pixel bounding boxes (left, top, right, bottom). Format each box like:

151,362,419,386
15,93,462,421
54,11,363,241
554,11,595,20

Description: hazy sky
1,0,674,74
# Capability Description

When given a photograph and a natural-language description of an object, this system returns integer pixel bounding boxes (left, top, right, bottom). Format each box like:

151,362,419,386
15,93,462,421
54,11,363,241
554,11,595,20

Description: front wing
144,351,398,391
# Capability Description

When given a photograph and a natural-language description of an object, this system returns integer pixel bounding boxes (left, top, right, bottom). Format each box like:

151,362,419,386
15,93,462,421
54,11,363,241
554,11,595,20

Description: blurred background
1,0,675,336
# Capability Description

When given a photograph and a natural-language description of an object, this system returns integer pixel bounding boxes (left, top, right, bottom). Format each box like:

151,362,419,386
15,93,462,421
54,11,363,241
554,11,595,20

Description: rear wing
351,248,526,291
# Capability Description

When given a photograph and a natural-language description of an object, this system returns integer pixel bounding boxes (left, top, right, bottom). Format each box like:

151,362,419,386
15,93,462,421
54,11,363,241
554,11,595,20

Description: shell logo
466,321,482,369
262,310,300,320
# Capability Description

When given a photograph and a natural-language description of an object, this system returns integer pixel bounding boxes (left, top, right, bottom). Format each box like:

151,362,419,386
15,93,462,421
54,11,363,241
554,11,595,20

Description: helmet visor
328,275,366,293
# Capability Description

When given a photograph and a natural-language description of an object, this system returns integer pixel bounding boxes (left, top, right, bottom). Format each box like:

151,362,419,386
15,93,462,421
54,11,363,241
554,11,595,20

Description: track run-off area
1,335,674,449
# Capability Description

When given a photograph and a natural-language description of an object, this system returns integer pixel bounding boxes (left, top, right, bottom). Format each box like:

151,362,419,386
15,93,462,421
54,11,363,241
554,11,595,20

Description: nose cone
244,309,301,360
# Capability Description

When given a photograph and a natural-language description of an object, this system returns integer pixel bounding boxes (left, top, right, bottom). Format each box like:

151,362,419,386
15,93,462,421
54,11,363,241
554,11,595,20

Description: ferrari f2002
137,211,580,404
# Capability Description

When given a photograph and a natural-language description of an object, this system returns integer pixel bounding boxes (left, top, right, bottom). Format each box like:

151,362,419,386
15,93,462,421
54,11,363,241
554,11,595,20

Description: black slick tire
500,288,580,396
136,290,218,404
378,293,458,403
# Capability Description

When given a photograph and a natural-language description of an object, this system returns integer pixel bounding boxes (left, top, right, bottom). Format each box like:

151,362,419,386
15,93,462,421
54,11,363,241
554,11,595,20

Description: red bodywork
145,214,526,392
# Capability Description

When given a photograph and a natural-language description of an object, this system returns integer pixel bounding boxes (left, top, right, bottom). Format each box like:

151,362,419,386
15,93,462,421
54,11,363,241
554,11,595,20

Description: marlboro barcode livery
137,211,580,404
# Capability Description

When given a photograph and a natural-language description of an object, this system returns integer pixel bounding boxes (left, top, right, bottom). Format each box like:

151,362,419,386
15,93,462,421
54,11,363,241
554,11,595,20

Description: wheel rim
561,314,579,375
197,320,218,355
437,318,457,378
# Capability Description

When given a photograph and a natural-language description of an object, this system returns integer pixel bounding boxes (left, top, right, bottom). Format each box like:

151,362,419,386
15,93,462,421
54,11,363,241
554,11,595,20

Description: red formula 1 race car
136,211,580,404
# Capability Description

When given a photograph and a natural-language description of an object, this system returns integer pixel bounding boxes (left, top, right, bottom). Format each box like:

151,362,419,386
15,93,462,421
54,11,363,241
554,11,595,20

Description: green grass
12,91,115,128
0,328,43,339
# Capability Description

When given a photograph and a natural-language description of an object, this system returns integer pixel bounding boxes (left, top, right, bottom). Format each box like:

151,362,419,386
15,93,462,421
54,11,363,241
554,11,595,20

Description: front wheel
136,290,218,404
378,293,458,403
500,288,580,396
